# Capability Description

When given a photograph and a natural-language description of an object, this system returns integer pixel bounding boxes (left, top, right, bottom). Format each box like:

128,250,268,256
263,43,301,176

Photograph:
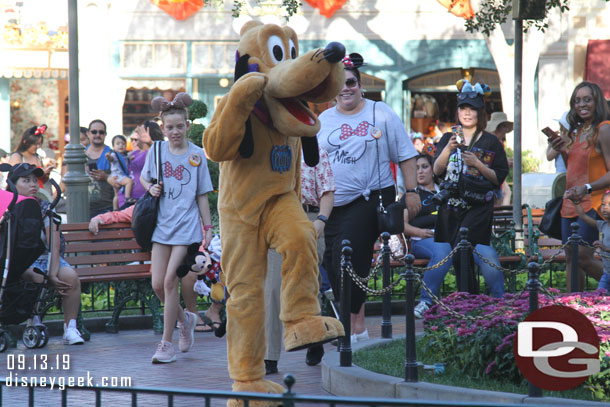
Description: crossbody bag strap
156,141,163,183
115,151,129,176
373,102,385,211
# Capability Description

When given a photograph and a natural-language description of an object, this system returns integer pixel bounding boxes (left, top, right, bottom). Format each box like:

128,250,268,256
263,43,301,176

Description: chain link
344,262,404,295
336,235,608,322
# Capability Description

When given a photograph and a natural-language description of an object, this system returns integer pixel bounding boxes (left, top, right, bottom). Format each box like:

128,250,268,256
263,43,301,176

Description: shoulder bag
538,196,563,240
131,141,162,251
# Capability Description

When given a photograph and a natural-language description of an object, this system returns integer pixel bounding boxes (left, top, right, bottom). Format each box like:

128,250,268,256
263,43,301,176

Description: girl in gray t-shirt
574,192,610,292
140,92,214,364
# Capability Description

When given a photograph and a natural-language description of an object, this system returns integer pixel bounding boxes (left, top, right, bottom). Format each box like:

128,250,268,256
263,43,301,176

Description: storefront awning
585,39,610,100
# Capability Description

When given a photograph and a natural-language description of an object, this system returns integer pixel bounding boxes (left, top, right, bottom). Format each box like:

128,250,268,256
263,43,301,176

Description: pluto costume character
203,21,346,404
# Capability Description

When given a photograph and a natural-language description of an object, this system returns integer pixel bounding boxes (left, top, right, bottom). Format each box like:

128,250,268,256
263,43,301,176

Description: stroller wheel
36,326,49,348
23,326,41,349
0,332,7,353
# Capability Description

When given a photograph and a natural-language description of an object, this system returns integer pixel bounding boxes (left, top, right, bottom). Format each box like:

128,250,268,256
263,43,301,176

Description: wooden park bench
56,222,162,337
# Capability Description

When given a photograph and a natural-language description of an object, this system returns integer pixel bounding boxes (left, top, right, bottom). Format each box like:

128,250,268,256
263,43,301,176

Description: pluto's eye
289,38,297,59
267,35,285,63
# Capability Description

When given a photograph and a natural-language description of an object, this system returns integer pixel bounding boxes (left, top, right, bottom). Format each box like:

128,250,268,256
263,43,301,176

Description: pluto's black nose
323,42,346,64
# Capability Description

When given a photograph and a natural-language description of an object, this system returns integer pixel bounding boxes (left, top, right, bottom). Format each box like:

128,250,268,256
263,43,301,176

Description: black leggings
323,186,396,314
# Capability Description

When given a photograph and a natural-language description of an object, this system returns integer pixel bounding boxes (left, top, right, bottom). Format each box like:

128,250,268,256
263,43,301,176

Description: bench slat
74,264,150,277
67,252,151,265
64,241,145,253
62,230,136,242
79,273,151,283
61,222,131,231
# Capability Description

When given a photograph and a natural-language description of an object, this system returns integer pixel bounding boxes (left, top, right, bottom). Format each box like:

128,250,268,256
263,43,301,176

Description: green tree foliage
464,0,609,35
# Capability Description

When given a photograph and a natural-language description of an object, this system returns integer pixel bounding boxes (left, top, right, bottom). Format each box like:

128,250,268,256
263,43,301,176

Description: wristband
203,224,214,231
405,188,418,194
316,215,328,224
585,183,593,194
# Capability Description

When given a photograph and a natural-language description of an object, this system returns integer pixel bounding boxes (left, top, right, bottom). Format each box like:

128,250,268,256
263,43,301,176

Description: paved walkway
0,315,421,407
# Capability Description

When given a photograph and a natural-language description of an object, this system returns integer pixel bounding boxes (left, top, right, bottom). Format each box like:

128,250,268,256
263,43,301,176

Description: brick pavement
0,315,422,406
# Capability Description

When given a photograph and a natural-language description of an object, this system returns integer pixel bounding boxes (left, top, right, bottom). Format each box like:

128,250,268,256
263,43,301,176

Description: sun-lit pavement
0,315,422,406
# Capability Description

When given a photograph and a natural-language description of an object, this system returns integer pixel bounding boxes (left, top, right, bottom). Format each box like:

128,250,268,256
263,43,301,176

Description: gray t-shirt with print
317,99,417,206
596,220,610,274
142,141,213,245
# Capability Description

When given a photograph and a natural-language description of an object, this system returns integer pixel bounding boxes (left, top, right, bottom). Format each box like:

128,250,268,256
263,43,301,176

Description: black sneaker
264,359,278,375
305,344,325,366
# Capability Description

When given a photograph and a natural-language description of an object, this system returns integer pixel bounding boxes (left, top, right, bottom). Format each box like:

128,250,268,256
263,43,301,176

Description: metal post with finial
381,231,392,338
340,240,352,367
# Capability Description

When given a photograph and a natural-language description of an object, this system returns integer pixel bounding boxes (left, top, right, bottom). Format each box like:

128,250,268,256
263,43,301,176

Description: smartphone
451,125,464,145
542,127,559,142
87,162,98,172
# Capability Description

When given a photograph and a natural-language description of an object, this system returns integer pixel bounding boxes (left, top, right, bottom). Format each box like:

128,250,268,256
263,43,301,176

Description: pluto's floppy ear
235,52,254,158
301,136,319,167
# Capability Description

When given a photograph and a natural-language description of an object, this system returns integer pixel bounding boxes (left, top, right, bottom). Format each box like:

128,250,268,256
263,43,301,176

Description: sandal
202,315,226,338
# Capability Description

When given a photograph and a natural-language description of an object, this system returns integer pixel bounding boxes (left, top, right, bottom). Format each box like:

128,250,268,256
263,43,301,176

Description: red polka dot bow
340,121,369,140
163,162,186,180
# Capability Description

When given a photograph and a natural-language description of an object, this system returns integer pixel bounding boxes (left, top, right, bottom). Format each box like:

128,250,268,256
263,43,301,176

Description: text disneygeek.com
5,372,132,391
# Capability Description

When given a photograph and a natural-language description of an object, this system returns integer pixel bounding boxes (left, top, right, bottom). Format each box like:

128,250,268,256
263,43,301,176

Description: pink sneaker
152,341,176,363
178,310,196,352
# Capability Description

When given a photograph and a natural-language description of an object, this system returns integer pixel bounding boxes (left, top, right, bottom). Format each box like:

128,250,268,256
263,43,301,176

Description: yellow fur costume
203,21,346,405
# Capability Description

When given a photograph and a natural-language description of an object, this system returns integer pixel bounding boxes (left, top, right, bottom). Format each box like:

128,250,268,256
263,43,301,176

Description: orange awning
585,39,610,100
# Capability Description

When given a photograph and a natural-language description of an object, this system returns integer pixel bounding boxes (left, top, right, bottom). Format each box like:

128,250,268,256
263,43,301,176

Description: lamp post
63,0,90,222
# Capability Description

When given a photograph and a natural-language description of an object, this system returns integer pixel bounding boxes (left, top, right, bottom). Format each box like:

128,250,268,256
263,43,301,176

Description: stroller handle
49,179,62,210
5,179,19,212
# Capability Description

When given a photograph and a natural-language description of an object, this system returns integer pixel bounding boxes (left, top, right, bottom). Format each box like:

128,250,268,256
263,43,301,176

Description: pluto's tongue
281,98,315,125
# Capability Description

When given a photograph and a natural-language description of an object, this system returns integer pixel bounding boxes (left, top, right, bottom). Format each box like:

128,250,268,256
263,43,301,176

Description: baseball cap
554,111,569,131
7,163,44,183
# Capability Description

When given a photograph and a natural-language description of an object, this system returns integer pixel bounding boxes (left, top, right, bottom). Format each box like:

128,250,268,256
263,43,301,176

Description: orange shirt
562,121,610,218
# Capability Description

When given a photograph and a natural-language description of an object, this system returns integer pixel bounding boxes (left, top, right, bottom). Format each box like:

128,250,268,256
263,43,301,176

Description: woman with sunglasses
557,82,610,291
85,119,115,217
317,53,420,342
432,80,508,298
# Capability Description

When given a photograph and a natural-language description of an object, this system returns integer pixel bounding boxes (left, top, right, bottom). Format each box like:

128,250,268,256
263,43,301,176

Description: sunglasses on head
89,130,106,135
457,91,481,101
345,78,359,88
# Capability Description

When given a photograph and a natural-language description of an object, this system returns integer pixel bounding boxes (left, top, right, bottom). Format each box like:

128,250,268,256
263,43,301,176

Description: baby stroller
0,178,56,351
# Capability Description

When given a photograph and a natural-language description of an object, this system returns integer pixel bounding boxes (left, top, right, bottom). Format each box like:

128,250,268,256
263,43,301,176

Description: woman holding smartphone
550,82,610,291
432,80,508,297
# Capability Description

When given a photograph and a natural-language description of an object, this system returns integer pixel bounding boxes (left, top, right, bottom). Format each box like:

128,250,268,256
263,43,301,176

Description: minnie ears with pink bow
342,52,365,68
456,79,491,97
151,92,193,113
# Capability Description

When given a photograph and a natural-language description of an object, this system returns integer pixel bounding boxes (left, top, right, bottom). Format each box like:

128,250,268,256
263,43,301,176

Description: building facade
1,0,609,173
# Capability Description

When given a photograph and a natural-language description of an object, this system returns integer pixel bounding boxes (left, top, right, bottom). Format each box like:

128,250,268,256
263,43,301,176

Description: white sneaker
152,341,176,364
63,325,85,345
178,310,196,353
414,302,430,319
350,329,369,343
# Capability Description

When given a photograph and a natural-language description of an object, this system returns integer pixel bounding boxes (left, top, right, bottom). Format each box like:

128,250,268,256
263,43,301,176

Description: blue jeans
412,238,452,304
414,239,505,304
472,244,505,298
599,273,610,292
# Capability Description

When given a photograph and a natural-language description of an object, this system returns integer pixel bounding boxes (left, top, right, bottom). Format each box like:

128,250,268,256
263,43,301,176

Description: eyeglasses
89,130,106,135
345,78,359,88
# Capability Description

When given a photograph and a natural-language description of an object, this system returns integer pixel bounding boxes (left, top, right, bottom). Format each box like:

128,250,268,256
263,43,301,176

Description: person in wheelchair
9,163,84,345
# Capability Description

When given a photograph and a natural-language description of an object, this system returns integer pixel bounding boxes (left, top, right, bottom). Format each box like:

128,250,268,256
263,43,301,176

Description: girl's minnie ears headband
34,124,47,136
151,92,193,113
342,52,365,68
